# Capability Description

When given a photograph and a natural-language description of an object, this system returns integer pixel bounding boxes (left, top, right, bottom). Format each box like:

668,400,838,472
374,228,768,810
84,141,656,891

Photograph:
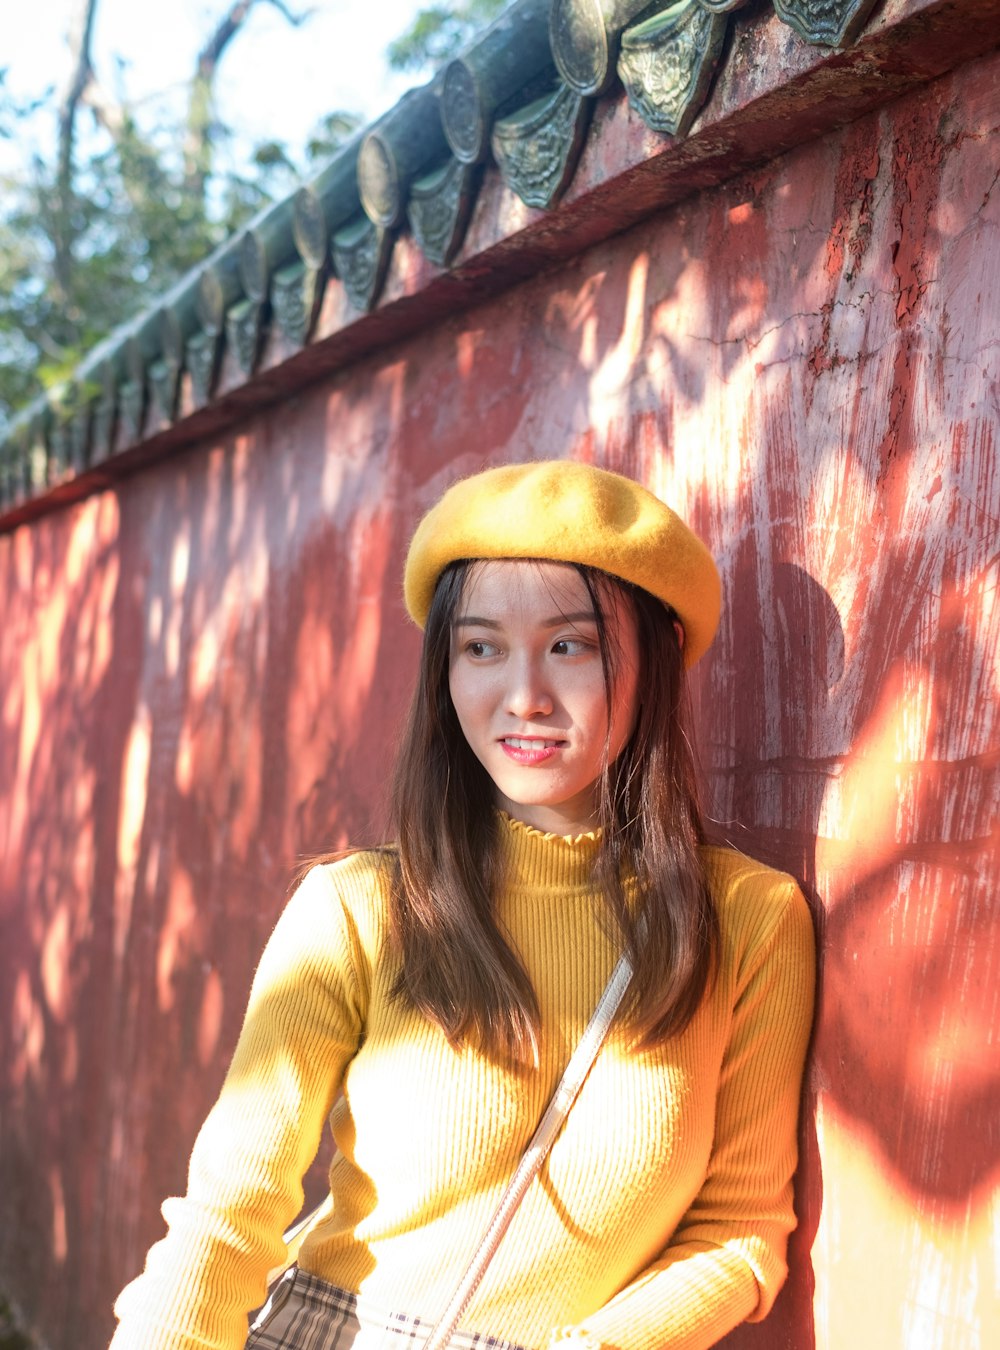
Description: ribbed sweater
111,817,815,1350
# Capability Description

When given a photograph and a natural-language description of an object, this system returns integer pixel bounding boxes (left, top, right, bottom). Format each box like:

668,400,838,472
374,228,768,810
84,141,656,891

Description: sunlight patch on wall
156,865,198,1014
455,329,480,380
543,274,605,378
816,662,933,878
588,251,649,417
813,1093,997,1350
197,967,225,1067
48,1166,67,1265
165,524,192,678
41,902,72,1025
114,703,152,963
10,969,44,1089
227,434,253,552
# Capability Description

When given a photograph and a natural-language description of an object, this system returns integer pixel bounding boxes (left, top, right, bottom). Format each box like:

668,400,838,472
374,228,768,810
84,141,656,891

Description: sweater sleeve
110,863,371,1350
563,878,816,1350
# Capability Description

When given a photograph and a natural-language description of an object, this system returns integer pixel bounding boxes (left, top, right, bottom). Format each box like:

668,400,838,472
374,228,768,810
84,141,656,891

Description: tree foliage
0,0,511,434
0,0,360,431
386,0,507,72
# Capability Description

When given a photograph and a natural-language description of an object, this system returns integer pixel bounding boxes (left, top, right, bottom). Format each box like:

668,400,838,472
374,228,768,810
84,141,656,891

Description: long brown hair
388,559,718,1068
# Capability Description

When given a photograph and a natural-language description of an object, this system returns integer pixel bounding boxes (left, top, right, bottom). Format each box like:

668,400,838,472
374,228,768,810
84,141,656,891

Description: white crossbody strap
423,949,635,1350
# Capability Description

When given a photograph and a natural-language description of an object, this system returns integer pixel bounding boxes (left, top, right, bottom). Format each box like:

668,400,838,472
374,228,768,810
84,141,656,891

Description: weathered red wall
2,45,998,1350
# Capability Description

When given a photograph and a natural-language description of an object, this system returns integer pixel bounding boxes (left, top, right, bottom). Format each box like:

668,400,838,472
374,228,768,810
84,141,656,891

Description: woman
110,461,815,1350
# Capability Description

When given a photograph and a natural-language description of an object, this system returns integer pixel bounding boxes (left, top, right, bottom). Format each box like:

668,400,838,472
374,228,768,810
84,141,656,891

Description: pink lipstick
499,736,562,765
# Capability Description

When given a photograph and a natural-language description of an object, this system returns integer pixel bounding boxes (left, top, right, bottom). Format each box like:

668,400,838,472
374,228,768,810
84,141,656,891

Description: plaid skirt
246,1268,527,1350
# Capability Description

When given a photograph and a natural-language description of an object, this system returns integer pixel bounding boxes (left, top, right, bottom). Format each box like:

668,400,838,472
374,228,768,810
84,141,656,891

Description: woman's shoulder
293,846,398,949
304,843,398,889
698,842,799,893
698,843,813,963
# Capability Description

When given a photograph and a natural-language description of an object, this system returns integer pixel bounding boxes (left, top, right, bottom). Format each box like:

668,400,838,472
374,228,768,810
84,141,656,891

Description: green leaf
386,0,508,72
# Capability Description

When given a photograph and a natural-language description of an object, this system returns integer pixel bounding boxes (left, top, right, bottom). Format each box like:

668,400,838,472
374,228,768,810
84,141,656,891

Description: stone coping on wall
1,0,997,532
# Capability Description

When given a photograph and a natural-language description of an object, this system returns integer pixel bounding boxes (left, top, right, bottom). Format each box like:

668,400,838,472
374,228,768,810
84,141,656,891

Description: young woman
110,461,815,1350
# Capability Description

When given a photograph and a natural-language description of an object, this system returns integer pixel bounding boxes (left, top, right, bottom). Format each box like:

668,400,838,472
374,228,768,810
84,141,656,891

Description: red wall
1,47,998,1350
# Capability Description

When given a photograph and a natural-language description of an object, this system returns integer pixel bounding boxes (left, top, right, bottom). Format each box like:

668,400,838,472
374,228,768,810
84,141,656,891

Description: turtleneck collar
499,812,603,892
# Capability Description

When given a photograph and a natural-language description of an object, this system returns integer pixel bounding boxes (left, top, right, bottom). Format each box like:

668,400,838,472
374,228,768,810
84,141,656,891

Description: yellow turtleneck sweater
111,818,815,1350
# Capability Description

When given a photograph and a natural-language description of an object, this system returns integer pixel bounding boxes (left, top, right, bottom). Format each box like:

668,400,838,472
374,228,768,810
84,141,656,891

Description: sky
1,0,429,178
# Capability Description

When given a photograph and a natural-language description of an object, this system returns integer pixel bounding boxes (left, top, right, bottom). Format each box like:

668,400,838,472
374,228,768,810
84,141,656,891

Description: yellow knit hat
403,461,721,667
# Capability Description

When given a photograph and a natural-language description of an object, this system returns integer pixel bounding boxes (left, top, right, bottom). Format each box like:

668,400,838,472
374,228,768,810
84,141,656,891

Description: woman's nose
505,656,553,718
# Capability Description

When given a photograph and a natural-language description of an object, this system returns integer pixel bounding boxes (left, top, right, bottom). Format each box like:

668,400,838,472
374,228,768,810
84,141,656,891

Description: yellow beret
403,461,721,667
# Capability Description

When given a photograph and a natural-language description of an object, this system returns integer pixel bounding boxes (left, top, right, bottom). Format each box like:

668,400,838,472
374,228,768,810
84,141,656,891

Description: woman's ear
673,619,685,651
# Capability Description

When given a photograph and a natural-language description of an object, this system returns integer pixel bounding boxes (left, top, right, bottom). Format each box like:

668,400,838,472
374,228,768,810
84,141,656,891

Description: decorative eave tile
63,351,109,467
408,158,482,267
117,380,146,445
293,133,365,275
226,297,267,378
117,313,159,444
550,0,654,98
48,411,74,487
198,243,244,339
440,0,556,165
89,363,120,464
359,85,450,231
240,196,297,306
148,356,182,426
773,0,882,46
2,416,31,507
331,215,394,313
492,82,593,210
271,260,326,346
185,330,223,410
91,394,116,462
70,402,92,474
0,440,15,511
26,413,50,495
618,0,729,138
153,281,200,426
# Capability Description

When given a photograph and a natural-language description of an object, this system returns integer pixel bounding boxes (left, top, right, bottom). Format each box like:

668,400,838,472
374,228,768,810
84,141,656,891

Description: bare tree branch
183,0,314,199
55,0,101,297
80,78,126,139
262,0,315,26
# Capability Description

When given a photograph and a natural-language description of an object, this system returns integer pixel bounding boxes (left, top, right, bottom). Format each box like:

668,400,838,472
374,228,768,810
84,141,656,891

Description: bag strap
423,949,635,1350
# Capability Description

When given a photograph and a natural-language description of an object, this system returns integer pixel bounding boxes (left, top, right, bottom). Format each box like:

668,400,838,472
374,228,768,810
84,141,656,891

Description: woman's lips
499,736,563,765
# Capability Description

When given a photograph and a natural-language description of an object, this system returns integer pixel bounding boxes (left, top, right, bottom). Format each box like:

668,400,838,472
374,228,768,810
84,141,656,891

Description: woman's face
448,560,640,835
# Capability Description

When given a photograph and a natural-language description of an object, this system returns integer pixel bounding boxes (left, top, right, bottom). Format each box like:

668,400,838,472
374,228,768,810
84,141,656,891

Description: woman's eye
552,637,593,656
466,640,499,658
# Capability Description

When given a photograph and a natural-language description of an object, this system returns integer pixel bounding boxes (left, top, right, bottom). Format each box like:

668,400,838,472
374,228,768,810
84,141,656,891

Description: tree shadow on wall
0,409,411,1349
707,553,999,1347
703,563,840,1350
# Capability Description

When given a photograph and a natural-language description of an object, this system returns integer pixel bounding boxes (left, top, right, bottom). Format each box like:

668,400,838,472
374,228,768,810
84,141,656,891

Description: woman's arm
110,863,371,1350
554,880,816,1350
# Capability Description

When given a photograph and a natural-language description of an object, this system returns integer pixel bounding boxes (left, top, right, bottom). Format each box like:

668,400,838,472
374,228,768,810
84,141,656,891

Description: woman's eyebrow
453,611,597,628
544,611,598,627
